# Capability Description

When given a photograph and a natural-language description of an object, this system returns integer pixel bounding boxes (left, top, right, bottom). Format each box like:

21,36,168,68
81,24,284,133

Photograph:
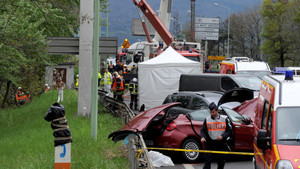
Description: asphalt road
160,155,253,169
123,94,254,169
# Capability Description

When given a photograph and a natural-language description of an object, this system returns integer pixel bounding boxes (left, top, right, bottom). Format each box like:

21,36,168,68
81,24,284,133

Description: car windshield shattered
277,107,300,144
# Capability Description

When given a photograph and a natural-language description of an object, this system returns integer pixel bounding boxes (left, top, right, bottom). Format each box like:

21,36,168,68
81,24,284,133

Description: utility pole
190,0,196,42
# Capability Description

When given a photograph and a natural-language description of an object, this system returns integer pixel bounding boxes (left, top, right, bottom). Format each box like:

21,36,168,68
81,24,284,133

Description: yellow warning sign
121,39,130,48
208,56,226,61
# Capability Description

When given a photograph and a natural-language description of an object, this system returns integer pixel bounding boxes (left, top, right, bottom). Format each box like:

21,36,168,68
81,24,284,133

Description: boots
130,102,133,110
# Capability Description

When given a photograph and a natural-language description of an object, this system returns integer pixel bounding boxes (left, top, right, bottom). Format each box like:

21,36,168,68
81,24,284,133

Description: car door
222,107,254,151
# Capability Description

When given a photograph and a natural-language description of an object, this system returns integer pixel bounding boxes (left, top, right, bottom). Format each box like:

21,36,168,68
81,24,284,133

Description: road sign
195,32,219,40
195,17,219,24
195,17,219,40
121,39,130,48
208,56,226,61
195,27,219,32
195,24,219,29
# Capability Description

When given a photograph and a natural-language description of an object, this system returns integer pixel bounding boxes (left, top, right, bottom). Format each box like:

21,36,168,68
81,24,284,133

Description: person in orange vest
111,71,124,101
201,102,232,169
16,87,25,104
44,84,50,93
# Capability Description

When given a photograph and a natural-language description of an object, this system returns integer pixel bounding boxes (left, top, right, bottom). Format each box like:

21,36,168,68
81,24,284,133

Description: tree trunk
1,81,11,108
0,80,3,93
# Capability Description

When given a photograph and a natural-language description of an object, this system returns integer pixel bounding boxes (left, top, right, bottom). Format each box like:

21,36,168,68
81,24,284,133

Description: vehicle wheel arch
180,136,202,149
180,136,204,163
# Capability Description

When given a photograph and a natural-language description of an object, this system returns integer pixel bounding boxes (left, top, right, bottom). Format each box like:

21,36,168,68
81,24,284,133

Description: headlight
275,160,293,169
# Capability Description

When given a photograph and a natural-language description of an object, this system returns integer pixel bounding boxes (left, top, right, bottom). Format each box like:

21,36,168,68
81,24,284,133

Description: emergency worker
200,102,232,169
131,65,137,74
75,74,79,89
129,78,138,110
118,70,123,78
108,61,114,73
103,68,113,97
17,87,24,96
44,84,50,92
217,61,221,70
114,61,122,72
16,87,25,104
123,65,130,74
111,72,124,101
98,71,102,88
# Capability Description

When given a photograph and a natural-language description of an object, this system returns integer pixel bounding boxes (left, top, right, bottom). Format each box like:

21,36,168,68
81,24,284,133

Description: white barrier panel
55,143,71,169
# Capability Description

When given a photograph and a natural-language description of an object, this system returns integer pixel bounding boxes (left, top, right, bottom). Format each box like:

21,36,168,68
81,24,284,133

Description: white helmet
113,71,119,76
18,87,22,90
132,78,137,82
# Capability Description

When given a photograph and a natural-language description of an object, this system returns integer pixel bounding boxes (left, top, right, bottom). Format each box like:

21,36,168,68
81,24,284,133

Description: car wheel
181,138,201,163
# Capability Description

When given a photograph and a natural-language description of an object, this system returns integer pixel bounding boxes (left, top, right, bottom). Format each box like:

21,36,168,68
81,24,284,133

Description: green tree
0,0,80,107
260,0,292,67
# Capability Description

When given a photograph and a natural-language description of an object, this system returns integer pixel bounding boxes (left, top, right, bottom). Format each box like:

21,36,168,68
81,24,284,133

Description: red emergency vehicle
219,58,271,79
252,71,300,169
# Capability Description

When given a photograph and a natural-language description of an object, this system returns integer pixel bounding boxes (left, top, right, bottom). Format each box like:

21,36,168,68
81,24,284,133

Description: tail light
166,122,177,131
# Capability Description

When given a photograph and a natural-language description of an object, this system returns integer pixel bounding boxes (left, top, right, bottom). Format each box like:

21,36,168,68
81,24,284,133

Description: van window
221,77,239,91
276,107,300,144
261,101,269,129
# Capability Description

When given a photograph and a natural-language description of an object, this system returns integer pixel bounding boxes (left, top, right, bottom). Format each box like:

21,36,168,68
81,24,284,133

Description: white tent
138,46,202,109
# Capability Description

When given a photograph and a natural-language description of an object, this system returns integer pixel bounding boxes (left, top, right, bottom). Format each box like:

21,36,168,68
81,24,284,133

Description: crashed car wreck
108,88,254,163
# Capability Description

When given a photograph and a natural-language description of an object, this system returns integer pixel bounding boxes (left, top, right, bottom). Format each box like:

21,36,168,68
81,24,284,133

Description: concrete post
78,0,94,116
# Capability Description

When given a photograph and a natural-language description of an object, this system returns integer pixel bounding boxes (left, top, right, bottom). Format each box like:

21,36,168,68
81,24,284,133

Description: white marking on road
183,164,195,169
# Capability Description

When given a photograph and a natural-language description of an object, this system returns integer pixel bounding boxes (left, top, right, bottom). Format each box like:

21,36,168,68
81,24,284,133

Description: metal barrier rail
98,90,154,169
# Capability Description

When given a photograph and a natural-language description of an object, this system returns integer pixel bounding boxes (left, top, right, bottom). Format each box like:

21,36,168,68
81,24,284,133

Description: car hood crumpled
108,102,181,143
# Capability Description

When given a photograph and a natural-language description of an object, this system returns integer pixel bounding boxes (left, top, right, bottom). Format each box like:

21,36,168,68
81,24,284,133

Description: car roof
169,91,223,104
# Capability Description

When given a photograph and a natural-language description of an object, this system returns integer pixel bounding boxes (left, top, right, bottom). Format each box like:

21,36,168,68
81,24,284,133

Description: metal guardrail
98,90,155,169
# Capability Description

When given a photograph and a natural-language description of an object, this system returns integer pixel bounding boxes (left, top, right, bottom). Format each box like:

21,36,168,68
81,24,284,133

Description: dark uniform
200,102,232,169
129,78,138,110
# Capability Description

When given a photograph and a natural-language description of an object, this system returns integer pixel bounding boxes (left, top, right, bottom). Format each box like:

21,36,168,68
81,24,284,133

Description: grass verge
0,89,129,169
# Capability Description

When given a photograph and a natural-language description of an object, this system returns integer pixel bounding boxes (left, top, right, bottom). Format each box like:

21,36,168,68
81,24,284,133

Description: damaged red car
108,89,254,163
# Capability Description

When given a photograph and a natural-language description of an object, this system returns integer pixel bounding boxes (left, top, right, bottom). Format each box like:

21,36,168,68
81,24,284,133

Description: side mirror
257,129,271,150
242,115,252,125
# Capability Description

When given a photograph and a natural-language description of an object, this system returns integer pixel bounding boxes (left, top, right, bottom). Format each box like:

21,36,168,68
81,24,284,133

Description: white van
287,67,300,76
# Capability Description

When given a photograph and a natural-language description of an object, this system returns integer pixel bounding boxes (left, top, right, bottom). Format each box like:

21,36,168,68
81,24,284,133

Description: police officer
200,102,232,169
